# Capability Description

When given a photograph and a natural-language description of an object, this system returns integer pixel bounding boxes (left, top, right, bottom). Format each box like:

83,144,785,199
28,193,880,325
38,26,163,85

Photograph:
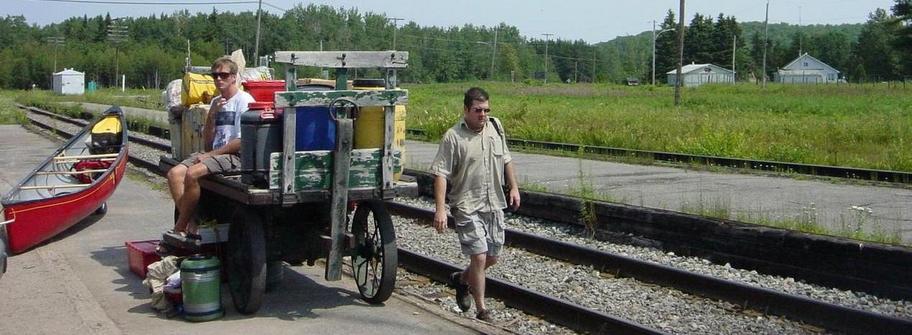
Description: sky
1,0,900,43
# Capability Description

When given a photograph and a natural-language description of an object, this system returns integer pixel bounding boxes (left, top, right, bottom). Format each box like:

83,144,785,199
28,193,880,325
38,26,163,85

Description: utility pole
798,5,802,57
732,35,737,83
107,18,128,88
389,17,404,49
574,60,578,83
490,28,497,80
254,0,262,66
591,50,597,83
46,36,65,73
762,0,769,87
674,0,685,106
542,33,553,83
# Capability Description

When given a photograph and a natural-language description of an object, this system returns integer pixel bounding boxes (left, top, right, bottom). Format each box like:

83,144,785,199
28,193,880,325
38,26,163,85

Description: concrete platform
406,140,912,244
0,125,483,335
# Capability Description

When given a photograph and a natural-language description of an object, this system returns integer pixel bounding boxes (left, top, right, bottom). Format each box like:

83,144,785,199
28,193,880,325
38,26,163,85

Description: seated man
167,57,255,236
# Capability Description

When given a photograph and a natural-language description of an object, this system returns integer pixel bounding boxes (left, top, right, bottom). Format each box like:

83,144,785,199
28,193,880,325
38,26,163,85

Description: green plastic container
181,255,223,321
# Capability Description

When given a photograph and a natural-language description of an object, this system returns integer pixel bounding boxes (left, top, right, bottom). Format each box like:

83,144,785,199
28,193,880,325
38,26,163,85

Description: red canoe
1,107,128,254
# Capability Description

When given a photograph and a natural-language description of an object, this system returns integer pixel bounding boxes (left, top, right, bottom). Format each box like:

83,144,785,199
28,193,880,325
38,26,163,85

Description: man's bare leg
174,163,209,234
464,253,491,312
166,164,188,203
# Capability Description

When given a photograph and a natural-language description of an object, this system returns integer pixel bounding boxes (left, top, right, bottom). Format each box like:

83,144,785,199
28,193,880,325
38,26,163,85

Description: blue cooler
295,106,336,150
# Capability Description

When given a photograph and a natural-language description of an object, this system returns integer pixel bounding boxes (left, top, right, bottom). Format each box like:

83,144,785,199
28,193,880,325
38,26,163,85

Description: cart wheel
94,202,107,215
227,207,267,314
351,200,397,304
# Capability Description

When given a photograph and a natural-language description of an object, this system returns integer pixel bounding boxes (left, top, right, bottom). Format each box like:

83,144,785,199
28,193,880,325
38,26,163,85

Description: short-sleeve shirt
210,91,255,150
430,117,512,213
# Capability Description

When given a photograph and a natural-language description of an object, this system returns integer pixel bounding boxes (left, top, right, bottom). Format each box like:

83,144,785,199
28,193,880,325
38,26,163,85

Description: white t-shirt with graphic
210,91,255,150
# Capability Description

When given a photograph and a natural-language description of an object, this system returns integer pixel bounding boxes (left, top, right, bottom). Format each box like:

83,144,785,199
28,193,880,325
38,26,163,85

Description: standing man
431,87,520,322
167,57,255,236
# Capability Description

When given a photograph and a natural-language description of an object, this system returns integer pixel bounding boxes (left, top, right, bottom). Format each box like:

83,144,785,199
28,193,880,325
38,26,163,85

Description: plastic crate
126,240,161,279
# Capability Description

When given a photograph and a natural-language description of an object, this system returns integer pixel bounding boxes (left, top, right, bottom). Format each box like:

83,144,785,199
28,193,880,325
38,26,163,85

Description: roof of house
53,68,84,75
780,53,840,73
666,63,734,75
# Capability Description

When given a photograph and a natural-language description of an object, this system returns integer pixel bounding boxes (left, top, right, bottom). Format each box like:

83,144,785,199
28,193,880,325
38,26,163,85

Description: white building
52,68,85,95
775,53,840,84
666,63,735,87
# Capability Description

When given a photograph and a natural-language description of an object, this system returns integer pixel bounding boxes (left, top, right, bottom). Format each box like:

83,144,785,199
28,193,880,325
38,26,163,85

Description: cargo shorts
453,209,506,257
181,152,241,174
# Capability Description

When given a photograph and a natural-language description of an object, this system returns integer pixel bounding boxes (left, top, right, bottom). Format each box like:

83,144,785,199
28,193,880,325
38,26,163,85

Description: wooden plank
275,89,408,108
282,107,297,194
273,51,408,69
382,105,394,192
326,119,353,281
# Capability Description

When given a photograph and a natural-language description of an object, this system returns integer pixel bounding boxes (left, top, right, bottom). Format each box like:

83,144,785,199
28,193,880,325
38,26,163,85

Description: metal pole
543,33,553,83
490,28,497,80
652,20,657,85
732,35,737,83
389,17,403,49
762,0,769,87
254,0,262,66
674,0,685,105
592,50,597,83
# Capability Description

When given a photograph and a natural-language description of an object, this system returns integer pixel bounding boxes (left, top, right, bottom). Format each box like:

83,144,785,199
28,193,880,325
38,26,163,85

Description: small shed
666,63,735,87
53,68,85,95
775,53,840,84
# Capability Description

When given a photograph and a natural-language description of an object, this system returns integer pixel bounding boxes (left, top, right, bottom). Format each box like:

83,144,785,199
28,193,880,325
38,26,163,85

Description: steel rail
387,201,912,335
17,104,172,152
406,128,912,184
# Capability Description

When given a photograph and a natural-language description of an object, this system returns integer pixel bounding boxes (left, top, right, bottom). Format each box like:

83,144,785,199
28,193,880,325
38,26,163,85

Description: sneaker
476,309,492,322
450,271,472,312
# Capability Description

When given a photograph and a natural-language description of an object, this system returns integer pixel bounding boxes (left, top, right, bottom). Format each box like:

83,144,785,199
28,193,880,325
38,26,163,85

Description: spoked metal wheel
227,207,267,314
351,200,397,304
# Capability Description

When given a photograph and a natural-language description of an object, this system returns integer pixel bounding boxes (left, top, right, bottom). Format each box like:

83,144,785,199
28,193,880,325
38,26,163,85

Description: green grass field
10,82,912,172
405,82,912,172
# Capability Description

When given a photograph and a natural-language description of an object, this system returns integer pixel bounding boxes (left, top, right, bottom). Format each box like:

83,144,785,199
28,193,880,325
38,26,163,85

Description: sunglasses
470,107,491,114
211,72,234,79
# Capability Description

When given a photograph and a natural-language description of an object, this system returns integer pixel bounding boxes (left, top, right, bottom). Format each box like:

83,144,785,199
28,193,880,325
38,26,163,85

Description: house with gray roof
666,63,735,87
775,53,841,84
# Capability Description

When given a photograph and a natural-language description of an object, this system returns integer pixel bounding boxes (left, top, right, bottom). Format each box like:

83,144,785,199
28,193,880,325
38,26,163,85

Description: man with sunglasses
166,57,255,237
430,87,520,322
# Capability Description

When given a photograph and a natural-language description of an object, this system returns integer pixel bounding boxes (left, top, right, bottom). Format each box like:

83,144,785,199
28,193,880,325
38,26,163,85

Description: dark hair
463,87,489,108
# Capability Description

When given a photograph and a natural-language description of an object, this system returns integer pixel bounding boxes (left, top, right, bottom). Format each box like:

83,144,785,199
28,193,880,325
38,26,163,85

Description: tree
892,0,912,75
852,9,901,81
684,13,714,64
655,10,678,78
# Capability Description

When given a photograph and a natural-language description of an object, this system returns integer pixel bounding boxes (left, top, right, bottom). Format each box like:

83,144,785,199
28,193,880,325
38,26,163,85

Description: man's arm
433,175,448,233
505,161,520,210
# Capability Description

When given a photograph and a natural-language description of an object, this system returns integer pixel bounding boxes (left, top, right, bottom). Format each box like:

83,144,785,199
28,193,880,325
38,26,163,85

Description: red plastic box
126,240,161,279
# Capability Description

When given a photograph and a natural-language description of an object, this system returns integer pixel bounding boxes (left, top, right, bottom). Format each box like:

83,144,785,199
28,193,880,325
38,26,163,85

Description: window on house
803,62,809,67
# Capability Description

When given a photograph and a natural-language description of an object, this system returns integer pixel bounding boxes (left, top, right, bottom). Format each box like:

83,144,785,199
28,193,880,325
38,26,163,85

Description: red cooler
242,80,285,103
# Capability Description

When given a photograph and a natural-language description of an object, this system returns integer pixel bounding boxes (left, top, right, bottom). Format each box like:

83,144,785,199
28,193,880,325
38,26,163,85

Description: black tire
226,207,267,314
94,202,107,215
265,261,284,292
351,200,397,304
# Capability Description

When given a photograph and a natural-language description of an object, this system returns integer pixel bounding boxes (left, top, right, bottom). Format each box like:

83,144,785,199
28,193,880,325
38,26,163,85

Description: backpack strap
489,117,504,137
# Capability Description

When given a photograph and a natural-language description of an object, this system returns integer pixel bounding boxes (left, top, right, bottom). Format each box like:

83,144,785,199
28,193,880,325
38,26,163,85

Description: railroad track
17,104,912,334
407,128,912,185
388,202,912,334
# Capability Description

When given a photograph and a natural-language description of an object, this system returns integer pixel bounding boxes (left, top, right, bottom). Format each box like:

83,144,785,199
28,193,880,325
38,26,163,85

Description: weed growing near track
406,82,912,171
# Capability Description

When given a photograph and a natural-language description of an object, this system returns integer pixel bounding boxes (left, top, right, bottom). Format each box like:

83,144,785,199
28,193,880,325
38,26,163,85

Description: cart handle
329,97,360,121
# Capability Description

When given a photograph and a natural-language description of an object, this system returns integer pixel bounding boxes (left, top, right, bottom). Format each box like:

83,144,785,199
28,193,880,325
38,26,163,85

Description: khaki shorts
453,209,505,257
180,153,241,174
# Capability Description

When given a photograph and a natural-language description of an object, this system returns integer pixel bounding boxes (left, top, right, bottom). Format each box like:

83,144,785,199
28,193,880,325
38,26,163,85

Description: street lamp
652,20,675,86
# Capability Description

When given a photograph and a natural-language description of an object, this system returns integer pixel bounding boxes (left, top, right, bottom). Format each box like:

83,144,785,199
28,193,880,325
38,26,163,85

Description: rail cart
158,51,415,314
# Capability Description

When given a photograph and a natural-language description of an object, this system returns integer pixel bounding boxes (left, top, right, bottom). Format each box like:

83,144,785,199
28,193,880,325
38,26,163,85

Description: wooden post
326,118,353,281
282,106,297,194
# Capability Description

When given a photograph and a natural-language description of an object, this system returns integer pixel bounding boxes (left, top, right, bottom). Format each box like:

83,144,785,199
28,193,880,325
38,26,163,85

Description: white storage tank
53,68,85,95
